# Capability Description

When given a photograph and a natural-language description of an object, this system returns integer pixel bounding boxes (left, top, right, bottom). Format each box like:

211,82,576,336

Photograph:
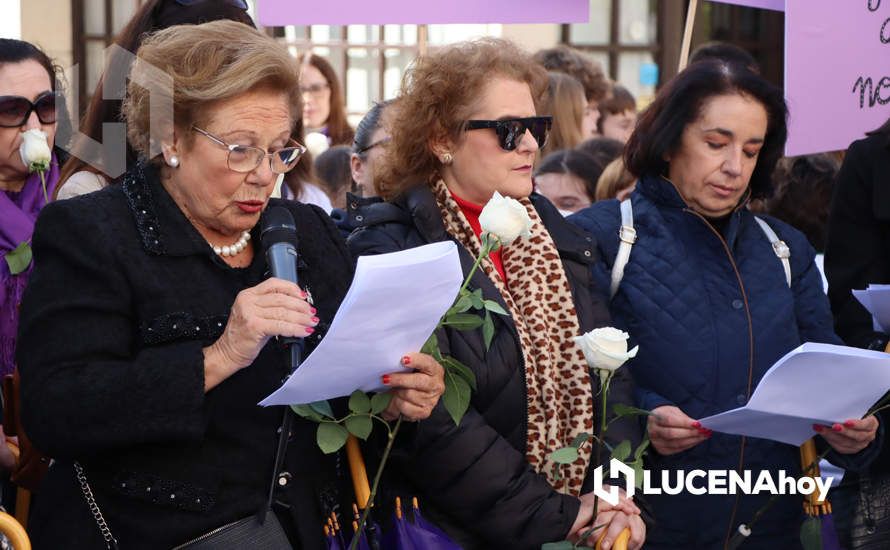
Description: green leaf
345,415,373,440
309,400,335,419
800,516,822,550
421,333,442,360
447,294,473,315
442,356,477,391
482,299,508,316
4,242,32,275
633,437,651,461
612,403,655,418
290,404,323,422
611,440,632,463
443,313,484,330
549,446,579,465
482,311,495,351
541,541,574,550
370,392,393,414
443,369,471,426
348,390,372,414
570,432,591,449
317,422,349,454
470,289,484,310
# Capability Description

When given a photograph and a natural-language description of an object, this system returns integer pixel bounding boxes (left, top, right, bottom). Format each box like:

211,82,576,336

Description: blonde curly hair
123,20,300,163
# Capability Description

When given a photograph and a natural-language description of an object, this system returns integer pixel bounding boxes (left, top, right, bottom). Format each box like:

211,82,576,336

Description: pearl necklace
211,231,251,257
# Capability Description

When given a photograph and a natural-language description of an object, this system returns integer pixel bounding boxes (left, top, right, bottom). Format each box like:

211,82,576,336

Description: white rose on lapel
478,191,533,247
575,327,639,378
20,128,51,172
304,132,329,158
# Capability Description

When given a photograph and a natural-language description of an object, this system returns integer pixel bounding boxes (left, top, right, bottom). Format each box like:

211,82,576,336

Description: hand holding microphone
203,207,315,391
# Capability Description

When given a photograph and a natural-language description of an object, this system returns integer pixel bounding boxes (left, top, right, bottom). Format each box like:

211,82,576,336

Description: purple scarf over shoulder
0,153,60,376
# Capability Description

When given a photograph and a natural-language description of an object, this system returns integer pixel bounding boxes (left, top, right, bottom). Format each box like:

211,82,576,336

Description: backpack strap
610,198,636,299
753,216,791,287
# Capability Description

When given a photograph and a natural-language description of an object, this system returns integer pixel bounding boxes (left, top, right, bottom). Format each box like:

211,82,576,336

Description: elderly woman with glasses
17,21,444,550
347,38,644,550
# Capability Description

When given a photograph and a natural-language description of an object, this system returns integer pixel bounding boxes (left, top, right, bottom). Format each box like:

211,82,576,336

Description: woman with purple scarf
0,38,64,390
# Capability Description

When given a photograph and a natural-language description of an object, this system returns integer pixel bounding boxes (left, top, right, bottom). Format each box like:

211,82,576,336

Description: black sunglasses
464,116,552,151
174,0,249,9
0,92,58,128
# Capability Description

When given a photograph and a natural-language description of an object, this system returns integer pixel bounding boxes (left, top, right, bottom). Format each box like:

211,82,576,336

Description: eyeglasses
174,0,249,9
355,137,390,155
192,126,306,174
299,83,330,96
0,92,58,128
464,116,552,152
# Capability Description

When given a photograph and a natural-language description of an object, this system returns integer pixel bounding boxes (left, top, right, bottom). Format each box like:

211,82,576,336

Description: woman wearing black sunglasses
347,38,645,550
0,38,66,382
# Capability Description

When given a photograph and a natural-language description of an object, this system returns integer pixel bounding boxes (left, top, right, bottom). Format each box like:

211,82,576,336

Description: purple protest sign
258,0,589,26
706,0,785,10
784,0,890,156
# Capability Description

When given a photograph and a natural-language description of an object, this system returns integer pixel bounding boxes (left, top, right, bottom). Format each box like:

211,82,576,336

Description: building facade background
9,0,784,123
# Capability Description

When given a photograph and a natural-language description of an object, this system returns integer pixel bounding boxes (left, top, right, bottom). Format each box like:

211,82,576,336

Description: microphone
261,206,302,351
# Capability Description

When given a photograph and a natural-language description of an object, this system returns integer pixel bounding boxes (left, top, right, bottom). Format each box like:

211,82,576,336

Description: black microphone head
261,206,298,252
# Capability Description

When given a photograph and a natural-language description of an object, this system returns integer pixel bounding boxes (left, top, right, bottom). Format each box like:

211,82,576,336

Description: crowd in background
1,1,889,549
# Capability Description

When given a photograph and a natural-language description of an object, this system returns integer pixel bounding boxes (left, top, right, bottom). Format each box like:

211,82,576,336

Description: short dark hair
765,154,839,252
534,149,603,201
314,145,353,208
690,41,760,73
353,100,392,159
576,137,624,168
596,85,636,134
625,60,787,200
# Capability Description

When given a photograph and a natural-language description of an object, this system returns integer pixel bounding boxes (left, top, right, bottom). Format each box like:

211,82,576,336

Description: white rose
574,327,639,374
20,128,51,172
478,191,533,247
304,132,329,158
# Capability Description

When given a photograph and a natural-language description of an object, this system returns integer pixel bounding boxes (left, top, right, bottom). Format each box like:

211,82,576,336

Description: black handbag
171,510,291,549
76,410,297,550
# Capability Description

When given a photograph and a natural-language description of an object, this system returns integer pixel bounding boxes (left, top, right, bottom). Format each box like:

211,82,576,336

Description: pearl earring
442,152,453,165
168,155,179,168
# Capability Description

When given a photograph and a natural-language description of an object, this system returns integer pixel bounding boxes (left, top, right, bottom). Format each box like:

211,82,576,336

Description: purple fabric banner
257,0,589,25
706,0,785,11
784,0,890,156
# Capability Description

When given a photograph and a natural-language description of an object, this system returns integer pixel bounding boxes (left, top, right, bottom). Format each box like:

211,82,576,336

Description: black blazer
827,130,890,350
17,163,353,549
346,186,640,549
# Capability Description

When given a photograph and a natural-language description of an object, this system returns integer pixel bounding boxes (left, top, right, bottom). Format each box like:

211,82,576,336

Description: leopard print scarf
431,179,595,495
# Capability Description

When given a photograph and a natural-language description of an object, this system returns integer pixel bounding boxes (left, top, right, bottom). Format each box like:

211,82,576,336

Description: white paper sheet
698,343,890,446
259,241,463,406
853,284,890,333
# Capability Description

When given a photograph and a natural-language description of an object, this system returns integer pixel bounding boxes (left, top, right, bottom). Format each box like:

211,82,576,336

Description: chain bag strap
73,462,119,550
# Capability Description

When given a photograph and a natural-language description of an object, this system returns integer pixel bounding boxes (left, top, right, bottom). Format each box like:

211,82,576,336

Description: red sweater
451,192,507,283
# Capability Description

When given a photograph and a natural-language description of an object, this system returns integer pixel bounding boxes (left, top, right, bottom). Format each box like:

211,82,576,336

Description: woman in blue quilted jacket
570,60,882,549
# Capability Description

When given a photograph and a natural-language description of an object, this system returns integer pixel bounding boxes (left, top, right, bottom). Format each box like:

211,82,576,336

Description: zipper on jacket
683,209,757,549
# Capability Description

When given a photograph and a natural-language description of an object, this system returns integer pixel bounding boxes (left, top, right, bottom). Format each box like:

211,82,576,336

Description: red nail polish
311,317,319,324
832,423,843,432
305,327,314,334
402,355,411,366
813,424,823,432
310,307,317,315
691,421,701,429
844,420,856,428
382,374,391,385
300,291,308,298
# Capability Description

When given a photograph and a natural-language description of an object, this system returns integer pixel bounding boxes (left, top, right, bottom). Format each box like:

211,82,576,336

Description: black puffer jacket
346,186,640,549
